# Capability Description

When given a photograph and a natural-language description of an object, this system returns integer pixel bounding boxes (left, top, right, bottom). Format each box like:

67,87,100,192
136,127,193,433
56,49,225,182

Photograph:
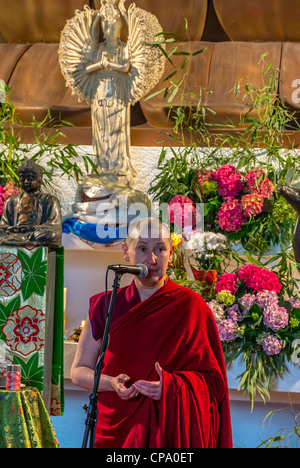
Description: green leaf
248,303,264,317
192,48,207,57
181,58,188,70
18,248,48,301
0,296,21,328
173,51,190,56
163,71,178,82
168,87,180,103
14,354,44,392
143,88,166,102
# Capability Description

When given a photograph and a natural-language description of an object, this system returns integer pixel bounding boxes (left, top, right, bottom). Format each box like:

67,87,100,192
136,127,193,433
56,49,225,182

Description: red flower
238,265,282,294
212,164,244,198
215,272,238,295
168,195,197,228
216,198,248,233
241,193,264,217
245,169,274,200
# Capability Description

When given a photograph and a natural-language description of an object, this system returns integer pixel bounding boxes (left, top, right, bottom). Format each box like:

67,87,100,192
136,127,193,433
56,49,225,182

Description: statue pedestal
0,245,64,416
63,176,152,246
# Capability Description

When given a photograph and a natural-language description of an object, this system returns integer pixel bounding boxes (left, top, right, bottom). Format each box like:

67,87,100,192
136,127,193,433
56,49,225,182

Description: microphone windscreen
137,264,148,278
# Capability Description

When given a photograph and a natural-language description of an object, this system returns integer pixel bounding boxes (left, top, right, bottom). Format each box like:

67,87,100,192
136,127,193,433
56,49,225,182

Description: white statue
59,0,165,186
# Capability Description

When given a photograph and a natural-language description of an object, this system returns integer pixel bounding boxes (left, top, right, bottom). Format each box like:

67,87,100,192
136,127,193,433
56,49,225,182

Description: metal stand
82,272,122,448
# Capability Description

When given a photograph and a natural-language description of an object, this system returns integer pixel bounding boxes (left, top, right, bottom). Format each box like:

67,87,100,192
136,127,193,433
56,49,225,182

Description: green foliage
0,86,98,189
149,33,300,408
148,48,300,264
258,405,300,448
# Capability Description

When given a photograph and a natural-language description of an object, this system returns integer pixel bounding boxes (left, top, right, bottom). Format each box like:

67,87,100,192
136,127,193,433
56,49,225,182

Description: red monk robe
89,277,232,448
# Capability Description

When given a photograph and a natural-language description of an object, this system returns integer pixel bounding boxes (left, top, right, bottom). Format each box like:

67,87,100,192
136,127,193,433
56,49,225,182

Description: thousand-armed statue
59,0,165,186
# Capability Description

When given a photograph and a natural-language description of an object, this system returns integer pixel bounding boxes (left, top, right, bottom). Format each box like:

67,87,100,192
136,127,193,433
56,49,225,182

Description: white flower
185,231,229,254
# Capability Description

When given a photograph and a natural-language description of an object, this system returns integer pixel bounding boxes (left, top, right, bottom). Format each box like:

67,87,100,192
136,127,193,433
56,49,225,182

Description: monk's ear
122,242,130,262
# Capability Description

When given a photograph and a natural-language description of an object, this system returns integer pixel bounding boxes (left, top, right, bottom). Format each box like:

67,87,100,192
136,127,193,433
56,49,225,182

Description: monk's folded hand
134,362,163,401
111,374,139,401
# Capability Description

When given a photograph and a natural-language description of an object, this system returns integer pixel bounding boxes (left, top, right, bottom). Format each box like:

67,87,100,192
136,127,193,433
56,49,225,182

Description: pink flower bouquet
194,165,277,252
209,265,300,407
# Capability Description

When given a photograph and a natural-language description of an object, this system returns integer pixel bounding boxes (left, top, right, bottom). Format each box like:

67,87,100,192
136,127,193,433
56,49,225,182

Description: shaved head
125,217,171,245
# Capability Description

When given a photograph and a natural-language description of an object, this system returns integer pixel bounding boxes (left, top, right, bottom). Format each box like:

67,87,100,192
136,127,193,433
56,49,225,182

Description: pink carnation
212,164,244,198
245,169,274,200
217,198,248,232
168,195,197,228
241,193,264,217
216,272,238,295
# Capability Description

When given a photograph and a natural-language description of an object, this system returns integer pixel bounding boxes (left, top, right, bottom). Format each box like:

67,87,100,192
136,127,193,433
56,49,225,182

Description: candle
81,320,85,329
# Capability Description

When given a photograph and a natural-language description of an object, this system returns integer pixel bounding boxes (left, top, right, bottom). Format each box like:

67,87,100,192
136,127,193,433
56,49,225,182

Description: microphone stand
82,271,122,448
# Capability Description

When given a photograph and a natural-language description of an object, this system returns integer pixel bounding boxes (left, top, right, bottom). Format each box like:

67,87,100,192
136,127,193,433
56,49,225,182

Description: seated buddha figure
0,160,62,246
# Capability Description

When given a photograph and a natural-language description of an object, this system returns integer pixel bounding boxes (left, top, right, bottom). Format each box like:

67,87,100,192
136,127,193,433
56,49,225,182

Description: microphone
108,264,148,278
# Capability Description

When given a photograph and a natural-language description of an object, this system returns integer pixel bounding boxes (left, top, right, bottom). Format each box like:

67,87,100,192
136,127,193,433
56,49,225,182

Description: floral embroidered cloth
0,246,64,416
0,387,59,448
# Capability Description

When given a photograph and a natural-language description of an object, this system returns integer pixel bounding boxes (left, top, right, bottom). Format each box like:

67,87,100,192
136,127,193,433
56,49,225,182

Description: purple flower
256,291,279,309
208,300,225,323
290,296,300,309
263,305,289,331
262,335,283,356
240,293,257,313
217,319,238,342
228,304,243,322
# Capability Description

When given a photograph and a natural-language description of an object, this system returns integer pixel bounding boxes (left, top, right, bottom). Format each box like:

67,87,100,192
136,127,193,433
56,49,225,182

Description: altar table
0,387,59,448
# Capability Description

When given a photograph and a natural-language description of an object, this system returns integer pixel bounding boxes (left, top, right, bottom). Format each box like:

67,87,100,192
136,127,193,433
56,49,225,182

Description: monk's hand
133,362,163,401
111,374,139,401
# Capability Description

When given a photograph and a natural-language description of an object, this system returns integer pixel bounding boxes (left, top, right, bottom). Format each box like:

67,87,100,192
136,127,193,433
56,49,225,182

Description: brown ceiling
1,0,300,147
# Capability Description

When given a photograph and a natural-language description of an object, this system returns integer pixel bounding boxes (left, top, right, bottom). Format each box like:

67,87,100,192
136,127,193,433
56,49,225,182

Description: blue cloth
62,218,127,244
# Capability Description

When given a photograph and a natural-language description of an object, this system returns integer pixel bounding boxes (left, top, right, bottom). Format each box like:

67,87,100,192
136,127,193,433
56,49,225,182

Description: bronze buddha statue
0,160,62,246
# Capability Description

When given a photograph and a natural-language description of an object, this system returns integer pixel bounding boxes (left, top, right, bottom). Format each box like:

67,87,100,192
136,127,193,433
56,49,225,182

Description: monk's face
123,229,174,285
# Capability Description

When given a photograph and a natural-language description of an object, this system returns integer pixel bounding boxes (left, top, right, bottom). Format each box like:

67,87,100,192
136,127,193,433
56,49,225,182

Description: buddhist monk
71,217,232,448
